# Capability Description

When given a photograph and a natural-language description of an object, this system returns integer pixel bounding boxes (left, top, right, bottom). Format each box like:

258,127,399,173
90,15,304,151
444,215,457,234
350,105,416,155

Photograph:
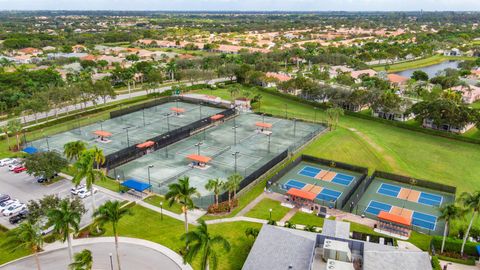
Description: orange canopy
136,141,155,149
255,122,272,129
287,188,317,201
94,130,112,137
186,154,212,163
170,107,185,113
210,114,224,121
378,211,412,227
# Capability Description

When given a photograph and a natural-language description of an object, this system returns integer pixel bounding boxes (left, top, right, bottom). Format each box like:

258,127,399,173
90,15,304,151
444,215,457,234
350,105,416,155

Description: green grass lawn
244,198,291,221
0,230,31,265
143,195,184,214
102,204,260,270
371,55,477,73
288,211,326,228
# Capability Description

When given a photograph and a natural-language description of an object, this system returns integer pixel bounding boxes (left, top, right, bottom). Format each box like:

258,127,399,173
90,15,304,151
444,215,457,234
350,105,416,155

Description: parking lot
0,166,118,229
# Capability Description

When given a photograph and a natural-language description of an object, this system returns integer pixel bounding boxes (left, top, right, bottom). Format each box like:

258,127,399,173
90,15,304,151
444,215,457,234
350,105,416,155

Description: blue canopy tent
121,179,151,192
23,146,38,155
476,245,480,256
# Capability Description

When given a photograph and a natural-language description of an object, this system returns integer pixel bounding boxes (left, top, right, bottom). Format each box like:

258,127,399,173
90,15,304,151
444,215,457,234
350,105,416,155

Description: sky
0,0,479,11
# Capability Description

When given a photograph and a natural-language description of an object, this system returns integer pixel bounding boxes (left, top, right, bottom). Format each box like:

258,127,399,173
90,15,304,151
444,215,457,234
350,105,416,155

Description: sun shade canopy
255,122,272,128
23,146,38,155
378,211,412,227
210,114,224,121
121,179,151,192
136,141,155,148
287,188,317,201
170,107,185,113
94,130,112,137
186,154,212,163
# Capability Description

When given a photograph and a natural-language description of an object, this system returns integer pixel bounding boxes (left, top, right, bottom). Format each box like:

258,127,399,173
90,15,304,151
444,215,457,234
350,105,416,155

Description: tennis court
110,112,324,208
29,101,224,156
271,161,363,208
354,177,455,235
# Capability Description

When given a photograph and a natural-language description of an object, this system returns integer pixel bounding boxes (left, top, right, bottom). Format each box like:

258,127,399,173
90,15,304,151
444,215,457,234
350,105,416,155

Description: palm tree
69,249,93,270
181,220,231,270
166,61,177,81
165,176,199,233
7,119,22,151
226,173,242,205
64,141,87,161
3,220,44,270
459,191,480,256
93,200,131,270
47,199,82,262
326,107,344,130
73,150,107,213
438,204,464,254
91,146,105,170
205,178,224,207
2,124,11,150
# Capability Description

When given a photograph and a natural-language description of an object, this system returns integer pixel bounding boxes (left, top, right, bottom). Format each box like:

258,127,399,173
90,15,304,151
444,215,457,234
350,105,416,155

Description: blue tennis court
316,188,342,202
412,211,437,230
298,166,321,178
364,200,393,215
332,173,354,186
283,179,306,190
418,192,443,207
377,183,401,197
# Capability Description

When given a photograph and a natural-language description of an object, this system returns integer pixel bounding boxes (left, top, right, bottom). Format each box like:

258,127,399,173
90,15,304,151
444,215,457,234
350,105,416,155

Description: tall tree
7,119,22,151
459,191,480,256
3,220,44,270
93,201,131,270
165,176,199,233
47,199,82,262
166,61,177,81
25,151,68,180
181,220,231,270
91,146,105,170
205,178,224,207
226,173,242,201
63,141,87,161
2,124,11,150
69,249,93,270
438,204,464,254
326,107,344,130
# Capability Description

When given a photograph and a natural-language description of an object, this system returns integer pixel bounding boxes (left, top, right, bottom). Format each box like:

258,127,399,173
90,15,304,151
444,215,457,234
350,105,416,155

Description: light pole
100,120,104,131
293,119,297,138
123,127,131,147
142,108,146,127
284,104,288,118
163,135,169,157
269,208,272,221
267,133,271,153
109,253,113,270
199,103,203,119
232,125,238,146
147,165,154,192
45,136,50,151
160,202,163,221
314,107,317,122
195,142,203,155
163,113,171,132
232,151,239,173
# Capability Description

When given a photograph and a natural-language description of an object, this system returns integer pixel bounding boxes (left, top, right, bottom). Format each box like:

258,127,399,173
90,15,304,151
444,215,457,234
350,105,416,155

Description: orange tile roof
255,122,272,128
210,114,224,121
287,188,317,201
378,211,412,227
186,154,212,163
387,74,409,84
136,141,155,148
94,130,112,137
170,107,185,113
266,72,292,82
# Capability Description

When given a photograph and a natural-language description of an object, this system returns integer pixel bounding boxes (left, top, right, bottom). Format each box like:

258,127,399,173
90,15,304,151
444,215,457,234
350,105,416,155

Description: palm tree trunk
215,194,218,207
115,233,121,270
461,211,476,256
4,133,10,150
184,210,189,233
34,250,42,270
91,185,97,216
67,233,74,262
15,134,20,150
441,221,448,253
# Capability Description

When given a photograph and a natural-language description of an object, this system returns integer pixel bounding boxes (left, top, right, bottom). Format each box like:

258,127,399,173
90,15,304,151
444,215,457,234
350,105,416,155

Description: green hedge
437,254,476,265
431,236,479,257
431,256,442,270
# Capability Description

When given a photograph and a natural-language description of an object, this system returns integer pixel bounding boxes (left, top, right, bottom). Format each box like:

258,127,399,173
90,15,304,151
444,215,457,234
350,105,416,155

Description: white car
0,158,13,167
70,184,86,195
3,203,26,216
0,199,19,213
77,188,97,199
8,163,23,171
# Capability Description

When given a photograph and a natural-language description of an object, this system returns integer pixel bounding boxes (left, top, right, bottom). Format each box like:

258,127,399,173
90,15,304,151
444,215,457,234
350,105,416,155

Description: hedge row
437,254,476,265
431,256,442,270
431,236,479,258
258,87,480,145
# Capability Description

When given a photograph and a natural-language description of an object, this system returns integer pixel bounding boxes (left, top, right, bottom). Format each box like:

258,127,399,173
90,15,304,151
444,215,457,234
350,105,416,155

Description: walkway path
280,208,298,223
0,237,192,270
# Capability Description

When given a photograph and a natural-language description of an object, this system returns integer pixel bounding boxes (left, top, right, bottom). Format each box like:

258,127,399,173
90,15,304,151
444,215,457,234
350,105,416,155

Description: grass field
371,55,477,73
0,230,30,265
143,195,184,214
288,211,326,228
244,198,291,221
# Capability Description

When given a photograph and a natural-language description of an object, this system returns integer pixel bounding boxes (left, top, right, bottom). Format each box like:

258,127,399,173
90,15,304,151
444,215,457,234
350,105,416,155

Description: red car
13,166,27,173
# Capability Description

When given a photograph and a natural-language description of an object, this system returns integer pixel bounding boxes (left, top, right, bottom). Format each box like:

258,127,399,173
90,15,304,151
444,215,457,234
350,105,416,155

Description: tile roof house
350,69,378,80
387,74,409,87
18,47,42,56
450,84,480,104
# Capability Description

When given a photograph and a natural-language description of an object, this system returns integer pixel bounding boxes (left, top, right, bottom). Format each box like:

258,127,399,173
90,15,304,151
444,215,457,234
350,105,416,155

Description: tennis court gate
103,107,236,170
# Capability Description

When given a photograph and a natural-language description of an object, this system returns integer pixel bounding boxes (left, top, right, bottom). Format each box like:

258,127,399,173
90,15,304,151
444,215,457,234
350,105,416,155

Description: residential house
387,74,409,88
243,221,431,270
444,48,462,56
350,69,377,81
72,44,87,53
18,47,42,56
264,72,293,87
422,118,475,134
450,84,480,104
372,99,415,122
329,65,354,78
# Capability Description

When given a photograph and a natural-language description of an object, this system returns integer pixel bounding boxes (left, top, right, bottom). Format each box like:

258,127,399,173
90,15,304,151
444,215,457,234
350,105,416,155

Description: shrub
207,199,238,214
43,234,57,243
431,236,479,258
88,226,106,237
437,254,476,265
431,256,441,270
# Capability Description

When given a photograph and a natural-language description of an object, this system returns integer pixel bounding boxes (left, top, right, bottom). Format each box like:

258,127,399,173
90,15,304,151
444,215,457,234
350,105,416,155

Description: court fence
371,171,457,195
104,107,236,170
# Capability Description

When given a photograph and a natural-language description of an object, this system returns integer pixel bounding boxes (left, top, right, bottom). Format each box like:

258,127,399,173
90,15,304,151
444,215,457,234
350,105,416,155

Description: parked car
0,194,10,203
35,175,47,183
0,199,19,213
9,209,28,224
13,166,27,173
39,218,54,235
0,158,13,167
77,188,97,199
70,184,86,195
3,203,26,216
8,162,23,171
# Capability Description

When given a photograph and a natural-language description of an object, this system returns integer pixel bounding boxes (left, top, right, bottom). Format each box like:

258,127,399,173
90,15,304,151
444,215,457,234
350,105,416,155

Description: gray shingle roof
322,219,351,239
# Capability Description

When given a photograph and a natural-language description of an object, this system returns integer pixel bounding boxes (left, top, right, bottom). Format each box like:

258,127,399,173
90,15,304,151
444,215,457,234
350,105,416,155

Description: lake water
395,60,461,78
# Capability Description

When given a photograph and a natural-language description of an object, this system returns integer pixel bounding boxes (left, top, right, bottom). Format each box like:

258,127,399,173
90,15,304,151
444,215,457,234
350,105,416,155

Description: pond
395,60,462,78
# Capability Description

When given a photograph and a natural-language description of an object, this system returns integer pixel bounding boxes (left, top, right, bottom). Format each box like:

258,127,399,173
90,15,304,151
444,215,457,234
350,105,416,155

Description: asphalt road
0,242,182,270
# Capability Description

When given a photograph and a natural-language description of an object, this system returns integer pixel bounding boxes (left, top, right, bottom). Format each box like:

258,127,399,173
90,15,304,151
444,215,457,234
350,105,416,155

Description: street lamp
142,108,146,127
199,103,203,119
109,253,113,270
99,120,104,131
232,151,240,173
45,136,50,151
232,125,238,146
163,113,171,132
269,208,272,221
123,126,131,147
267,133,271,153
160,201,163,221
147,165,154,192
